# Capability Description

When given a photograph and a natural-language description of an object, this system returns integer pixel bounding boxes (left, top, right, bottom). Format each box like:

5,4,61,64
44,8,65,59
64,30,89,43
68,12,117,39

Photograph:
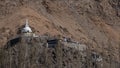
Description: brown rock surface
0,0,120,68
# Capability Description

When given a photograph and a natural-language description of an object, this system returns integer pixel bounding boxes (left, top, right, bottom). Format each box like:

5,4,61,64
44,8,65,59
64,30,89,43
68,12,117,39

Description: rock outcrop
0,0,120,68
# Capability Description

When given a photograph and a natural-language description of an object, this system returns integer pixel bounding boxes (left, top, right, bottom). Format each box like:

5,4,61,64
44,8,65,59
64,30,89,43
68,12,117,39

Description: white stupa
22,19,32,33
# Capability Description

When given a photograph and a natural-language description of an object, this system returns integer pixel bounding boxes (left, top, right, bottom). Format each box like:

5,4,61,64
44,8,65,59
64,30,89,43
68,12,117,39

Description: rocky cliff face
0,0,120,68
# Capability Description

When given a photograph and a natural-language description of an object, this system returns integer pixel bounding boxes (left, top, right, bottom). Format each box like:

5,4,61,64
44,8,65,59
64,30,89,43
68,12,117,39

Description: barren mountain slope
0,0,120,64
